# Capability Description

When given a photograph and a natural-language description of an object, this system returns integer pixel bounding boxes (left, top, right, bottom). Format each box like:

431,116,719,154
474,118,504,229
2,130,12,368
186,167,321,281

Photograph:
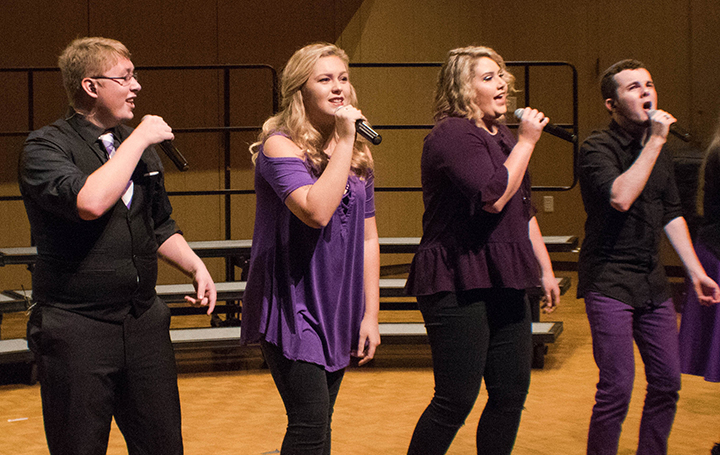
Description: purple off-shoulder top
241,139,375,372
406,117,539,296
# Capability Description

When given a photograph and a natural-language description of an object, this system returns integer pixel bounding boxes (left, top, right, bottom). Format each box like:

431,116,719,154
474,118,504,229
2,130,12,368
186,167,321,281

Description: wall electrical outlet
543,196,554,212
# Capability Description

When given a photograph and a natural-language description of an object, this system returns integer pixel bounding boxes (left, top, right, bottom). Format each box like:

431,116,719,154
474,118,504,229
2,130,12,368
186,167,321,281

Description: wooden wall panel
690,0,720,145
335,0,719,257
88,0,219,65
0,73,32,132
0,0,89,67
339,0,482,62
337,0,588,239
3,0,720,287
587,0,692,128
0,0,365,292
218,0,338,69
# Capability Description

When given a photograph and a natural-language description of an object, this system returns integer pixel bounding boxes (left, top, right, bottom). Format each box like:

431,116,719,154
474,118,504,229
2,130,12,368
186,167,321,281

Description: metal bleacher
1,236,576,374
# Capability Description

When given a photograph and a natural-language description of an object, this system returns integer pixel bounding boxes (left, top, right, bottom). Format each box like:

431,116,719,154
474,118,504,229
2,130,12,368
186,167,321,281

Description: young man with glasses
19,37,216,454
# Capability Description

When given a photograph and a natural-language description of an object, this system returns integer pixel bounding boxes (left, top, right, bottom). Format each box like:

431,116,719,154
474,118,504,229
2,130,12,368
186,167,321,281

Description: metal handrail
0,60,578,228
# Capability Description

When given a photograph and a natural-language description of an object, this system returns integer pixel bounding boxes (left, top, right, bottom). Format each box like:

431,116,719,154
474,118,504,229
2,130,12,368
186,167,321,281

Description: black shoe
711,443,720,455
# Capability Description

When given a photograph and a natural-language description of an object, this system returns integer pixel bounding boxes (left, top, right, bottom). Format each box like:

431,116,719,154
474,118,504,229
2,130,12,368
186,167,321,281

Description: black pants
27,299,183,455
260,340,345,455
407,288,532,455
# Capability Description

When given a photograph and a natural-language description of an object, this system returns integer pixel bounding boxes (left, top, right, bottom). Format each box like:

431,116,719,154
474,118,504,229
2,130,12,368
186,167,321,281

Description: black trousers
407,288,532,455
260,340,345,455
27,298,183,455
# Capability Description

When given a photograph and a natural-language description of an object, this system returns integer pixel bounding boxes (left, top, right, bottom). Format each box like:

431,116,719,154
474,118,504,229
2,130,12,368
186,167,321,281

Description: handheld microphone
356,119,382,145
157,141,189,171
647,110,692,142
514,109,577,143
141,115,189,171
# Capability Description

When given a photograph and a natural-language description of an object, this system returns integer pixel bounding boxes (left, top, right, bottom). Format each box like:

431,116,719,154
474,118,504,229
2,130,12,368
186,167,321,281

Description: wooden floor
1,272,719,454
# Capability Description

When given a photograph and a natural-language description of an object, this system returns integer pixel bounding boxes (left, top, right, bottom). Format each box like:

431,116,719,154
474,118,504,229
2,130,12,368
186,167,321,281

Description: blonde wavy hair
697,115,720,216
433,46,515,123
250,42,373,178
58,37,131,108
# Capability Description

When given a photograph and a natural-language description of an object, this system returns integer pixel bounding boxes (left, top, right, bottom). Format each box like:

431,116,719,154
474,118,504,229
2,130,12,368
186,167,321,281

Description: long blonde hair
250,43,373,178
697,115,720,216
433,46,515,123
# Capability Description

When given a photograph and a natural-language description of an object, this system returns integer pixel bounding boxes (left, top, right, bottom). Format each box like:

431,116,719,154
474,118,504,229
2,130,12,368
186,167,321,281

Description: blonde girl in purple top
406,46,560,455
241,42,380,454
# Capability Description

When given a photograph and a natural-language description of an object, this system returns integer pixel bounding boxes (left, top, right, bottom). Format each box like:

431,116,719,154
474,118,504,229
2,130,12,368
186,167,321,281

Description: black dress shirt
19,110,180,322
577,120,683,308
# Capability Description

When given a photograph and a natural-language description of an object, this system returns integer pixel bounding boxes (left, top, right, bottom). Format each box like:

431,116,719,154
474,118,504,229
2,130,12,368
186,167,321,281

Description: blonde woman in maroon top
406,46,559,455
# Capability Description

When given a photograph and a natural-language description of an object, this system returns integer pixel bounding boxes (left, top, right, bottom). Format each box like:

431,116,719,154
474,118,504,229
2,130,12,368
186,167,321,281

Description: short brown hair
600,59,646,102
58,37,131,107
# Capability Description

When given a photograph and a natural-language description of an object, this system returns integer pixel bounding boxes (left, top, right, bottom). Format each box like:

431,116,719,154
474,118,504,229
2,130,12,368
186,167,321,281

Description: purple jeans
584,292,681,455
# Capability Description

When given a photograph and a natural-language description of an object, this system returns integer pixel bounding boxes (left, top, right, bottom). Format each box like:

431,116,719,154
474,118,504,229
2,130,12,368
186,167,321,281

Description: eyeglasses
89,72,139,86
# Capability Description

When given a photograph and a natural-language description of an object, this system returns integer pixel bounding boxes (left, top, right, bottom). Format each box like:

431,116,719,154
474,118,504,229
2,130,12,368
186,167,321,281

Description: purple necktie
99,132,133,208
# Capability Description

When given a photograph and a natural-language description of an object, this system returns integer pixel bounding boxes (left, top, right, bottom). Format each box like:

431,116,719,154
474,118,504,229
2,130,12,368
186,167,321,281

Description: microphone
514,109,577,143
356,119,382,145
141,115,189,171
157,140,190,171
647,110,692,142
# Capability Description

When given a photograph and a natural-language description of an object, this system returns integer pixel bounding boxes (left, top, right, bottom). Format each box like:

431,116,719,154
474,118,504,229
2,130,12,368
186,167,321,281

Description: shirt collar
609,119,644,149
66,109,119,144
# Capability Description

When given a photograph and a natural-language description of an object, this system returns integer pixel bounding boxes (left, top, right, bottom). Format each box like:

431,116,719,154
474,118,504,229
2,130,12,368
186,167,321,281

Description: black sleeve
19,131,89,223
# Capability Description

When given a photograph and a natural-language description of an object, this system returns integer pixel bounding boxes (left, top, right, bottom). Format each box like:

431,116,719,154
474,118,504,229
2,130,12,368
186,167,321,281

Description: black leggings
260,340,345,455
407,288,532,455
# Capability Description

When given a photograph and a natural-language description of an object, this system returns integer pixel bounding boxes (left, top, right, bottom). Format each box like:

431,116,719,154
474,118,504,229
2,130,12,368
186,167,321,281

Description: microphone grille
514,108,524,120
